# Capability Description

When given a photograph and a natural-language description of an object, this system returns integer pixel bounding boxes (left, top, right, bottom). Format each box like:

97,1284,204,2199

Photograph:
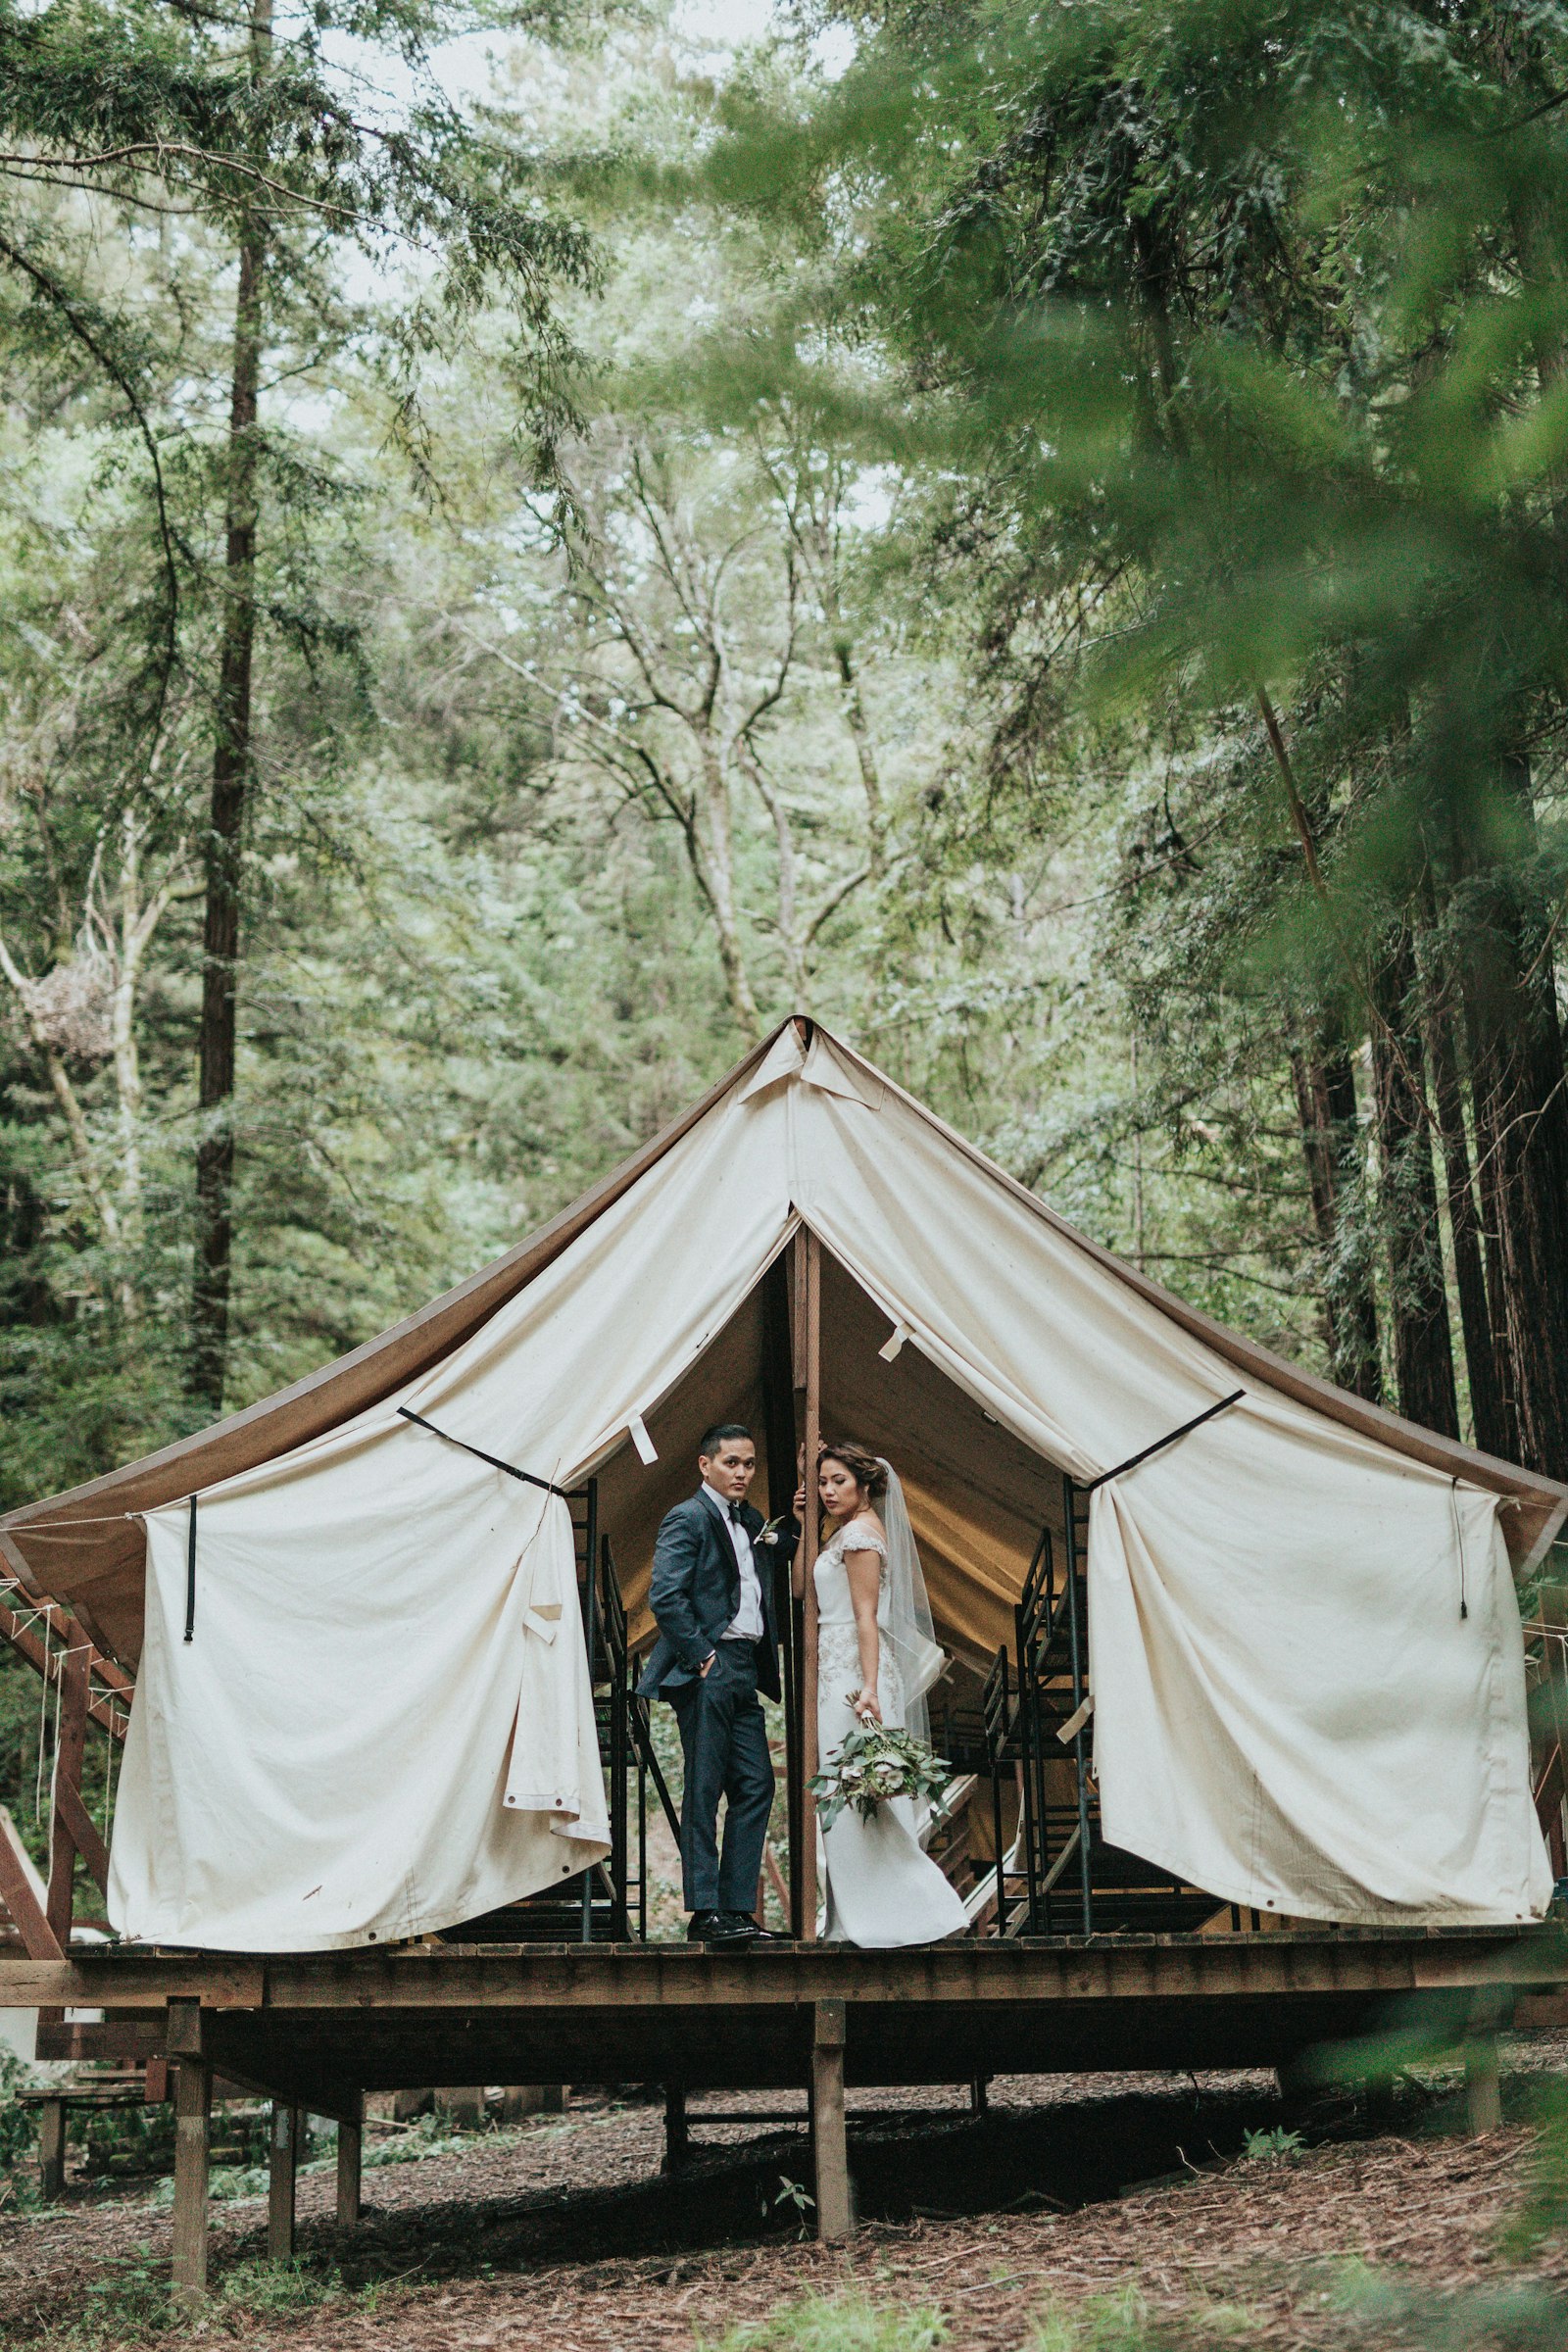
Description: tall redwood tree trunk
1459,757,1568,1480
190,0,270,1411
1419,924,1511,1456
1289,1027,1382,1401
1370,924,1459,1438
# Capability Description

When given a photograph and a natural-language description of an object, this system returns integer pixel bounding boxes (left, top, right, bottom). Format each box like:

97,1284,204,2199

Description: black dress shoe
725,1912,783,1940
687,1909,757,1946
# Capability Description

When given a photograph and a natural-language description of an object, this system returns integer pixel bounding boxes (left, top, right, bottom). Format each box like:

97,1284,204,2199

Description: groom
637,1423,796,1947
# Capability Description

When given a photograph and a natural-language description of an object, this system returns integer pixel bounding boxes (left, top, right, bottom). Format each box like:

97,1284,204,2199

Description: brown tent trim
0,1025,787,1663
821,1034,1568,1562
5,1012,1566,1673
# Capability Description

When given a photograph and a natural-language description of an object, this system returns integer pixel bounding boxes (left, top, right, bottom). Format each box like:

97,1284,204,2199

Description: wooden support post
970,2075,989,2118
761,1250,804,1935
45,1645,89,1952
172,2056,212,2310
1465,2034,1502,2135
797,1230,821,1940
268,2100,299,2261
1464,1987,1505,2135
335,2096,363,2228
37,2094,66,2200
1365,2068,1396,2131
810,1998,852,2242
501,2084,564,2121
662,2083,689,2173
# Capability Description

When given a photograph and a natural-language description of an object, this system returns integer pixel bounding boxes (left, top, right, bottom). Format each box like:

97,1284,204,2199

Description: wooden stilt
797,1231,821,1941
501,2084,564,2121
1364,2068,1396,2130
268,2100,299,2261
810,1999,852,2242
1464,1986,1505,2135
172,2056,212,2310
335,2096,363,2227
1465,2034,1502,2134
37,2094,66,2200
970,2075,989,2118
1275,2048,1315,2104
662,2083,689,2173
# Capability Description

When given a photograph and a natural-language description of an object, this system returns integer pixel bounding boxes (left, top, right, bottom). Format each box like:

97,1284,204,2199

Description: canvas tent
1,1018,1562,1951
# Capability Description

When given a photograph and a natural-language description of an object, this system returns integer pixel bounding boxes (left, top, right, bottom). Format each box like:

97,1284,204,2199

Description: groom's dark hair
699,1421,753,1456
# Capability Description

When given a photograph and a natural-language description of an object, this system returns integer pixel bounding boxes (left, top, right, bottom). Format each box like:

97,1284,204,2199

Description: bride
794,1442,968,1949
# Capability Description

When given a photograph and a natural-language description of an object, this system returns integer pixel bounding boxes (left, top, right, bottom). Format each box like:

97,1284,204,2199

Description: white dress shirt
702,1481,765,1642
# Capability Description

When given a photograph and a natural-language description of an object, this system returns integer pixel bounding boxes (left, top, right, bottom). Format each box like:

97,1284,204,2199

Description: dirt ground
5,2042,1568,2350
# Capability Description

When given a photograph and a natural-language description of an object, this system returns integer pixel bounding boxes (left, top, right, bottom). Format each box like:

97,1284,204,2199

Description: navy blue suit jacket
636,1490,793,1703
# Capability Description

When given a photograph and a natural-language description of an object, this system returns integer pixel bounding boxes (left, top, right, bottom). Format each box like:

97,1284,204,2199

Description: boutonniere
756,1514,786,1547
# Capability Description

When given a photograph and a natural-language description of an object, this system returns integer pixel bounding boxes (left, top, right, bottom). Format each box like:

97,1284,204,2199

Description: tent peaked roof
4,1014,1565,1672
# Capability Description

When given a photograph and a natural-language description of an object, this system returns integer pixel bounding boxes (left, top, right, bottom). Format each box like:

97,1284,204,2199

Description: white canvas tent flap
100,1023,1553,1949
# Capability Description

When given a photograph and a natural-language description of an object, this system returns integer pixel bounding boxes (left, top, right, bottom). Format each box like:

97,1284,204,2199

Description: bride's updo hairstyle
817,1442,888,1501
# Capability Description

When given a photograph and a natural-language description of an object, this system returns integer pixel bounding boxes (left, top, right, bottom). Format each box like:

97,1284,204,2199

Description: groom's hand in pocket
699,1651,717,1678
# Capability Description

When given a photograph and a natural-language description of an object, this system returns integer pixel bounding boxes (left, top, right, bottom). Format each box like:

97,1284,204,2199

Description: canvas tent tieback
396,1406,571,1498
1083,1389,1246,1494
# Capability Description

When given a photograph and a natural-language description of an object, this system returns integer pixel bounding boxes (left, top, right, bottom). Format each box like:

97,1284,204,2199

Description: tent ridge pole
798,1230,821,1941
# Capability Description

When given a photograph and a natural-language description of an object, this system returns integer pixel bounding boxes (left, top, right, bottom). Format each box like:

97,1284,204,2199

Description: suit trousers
669,1639,775,1913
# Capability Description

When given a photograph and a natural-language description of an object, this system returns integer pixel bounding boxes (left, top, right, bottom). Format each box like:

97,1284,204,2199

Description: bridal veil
876,1460,945,1744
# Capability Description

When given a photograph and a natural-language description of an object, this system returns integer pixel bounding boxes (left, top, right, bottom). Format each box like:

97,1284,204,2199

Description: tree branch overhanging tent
1,1019,1559,1950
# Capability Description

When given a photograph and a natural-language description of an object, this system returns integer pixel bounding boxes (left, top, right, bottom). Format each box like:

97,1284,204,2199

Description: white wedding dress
815,1517,968,1948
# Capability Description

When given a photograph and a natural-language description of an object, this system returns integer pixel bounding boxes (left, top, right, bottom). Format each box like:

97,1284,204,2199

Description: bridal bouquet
808,1705,953,1830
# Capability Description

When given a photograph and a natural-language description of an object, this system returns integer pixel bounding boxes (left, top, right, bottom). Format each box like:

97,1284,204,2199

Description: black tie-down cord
396,1406,572,1498
183,1493,197,1642
180,1412,566,1648
1083,1389,1246,1494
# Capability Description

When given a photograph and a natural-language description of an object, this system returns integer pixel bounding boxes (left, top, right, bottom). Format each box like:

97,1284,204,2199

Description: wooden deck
9,1922,1566,2106
8,1924,1564,2293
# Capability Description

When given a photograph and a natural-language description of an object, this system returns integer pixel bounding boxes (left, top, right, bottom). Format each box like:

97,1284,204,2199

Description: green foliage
1030,2286,1153,2352
361,2112,497,2168
68,2248,170,2347
705,2289,947,2352
1499,2072,1568,2259
1240,2126,1304,2162
771,2172,815,2227
0,2045,39,2206
42,2247,346,2346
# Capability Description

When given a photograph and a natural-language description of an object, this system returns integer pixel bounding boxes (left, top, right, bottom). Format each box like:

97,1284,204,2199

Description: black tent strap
1083,1389,1246,1495
183,1494,197,1644
397,1407,571,1499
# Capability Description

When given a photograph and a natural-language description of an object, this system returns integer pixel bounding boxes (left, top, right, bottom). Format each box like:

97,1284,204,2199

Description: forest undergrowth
3,2048,1568,2352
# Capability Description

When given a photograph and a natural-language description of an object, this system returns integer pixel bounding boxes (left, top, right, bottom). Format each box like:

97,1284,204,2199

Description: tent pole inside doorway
795,1229,821,1940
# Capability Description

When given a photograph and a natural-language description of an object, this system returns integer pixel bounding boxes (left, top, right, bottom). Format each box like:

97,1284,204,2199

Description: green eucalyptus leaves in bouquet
809,1705,953,1830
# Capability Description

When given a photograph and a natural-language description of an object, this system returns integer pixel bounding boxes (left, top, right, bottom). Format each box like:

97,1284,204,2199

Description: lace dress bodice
814,1522,903,1718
